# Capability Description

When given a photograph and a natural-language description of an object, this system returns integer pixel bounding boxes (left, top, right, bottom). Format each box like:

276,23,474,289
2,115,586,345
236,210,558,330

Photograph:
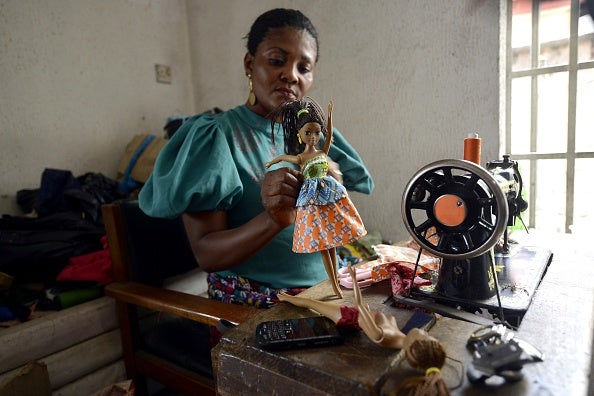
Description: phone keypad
258,320,295,341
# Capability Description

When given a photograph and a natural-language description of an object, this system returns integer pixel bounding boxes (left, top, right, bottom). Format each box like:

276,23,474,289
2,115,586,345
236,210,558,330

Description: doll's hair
245,9,319,62
270,97,327,155
393,339,450,396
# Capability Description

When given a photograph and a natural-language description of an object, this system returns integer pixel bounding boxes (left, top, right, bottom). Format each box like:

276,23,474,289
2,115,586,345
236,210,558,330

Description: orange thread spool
464,133,482,165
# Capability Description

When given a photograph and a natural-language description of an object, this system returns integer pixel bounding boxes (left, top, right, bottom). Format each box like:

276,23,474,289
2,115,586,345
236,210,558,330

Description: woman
139,8,374,307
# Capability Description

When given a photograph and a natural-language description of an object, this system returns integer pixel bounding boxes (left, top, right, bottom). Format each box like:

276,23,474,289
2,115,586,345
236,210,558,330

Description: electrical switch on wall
155,64,171,84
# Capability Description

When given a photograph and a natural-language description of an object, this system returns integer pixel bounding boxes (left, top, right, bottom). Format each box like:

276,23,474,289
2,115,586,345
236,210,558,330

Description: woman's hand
261,167,304,227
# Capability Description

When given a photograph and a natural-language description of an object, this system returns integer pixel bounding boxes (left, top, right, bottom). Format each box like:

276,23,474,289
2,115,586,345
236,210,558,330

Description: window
505,0,594,234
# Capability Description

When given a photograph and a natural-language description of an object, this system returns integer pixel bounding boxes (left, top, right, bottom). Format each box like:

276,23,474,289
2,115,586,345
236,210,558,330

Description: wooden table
212,233,594,395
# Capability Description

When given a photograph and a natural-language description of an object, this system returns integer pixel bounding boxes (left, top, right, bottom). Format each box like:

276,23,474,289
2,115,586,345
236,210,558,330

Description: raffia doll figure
265,97,366,298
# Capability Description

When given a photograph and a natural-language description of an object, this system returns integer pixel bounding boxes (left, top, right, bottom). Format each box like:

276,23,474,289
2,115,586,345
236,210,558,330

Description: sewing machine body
401,157,552,327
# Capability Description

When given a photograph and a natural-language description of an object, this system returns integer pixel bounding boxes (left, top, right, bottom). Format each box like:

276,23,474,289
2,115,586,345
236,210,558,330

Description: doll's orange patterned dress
293,154,366,253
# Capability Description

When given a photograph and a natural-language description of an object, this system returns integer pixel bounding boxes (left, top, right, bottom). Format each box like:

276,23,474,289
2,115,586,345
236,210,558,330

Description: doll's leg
321,249,343,298
348,265,406,349
348,265,384,341
329,247,341,294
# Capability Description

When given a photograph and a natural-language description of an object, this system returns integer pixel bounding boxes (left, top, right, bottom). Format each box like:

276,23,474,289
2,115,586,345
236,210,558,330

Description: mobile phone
256,316,344,350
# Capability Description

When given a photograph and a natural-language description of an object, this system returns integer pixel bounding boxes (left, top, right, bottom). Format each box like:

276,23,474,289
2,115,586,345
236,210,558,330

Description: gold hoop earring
298,134,303,144
247,74,257,106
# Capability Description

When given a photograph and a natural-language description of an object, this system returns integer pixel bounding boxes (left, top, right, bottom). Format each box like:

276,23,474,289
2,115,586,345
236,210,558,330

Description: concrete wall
0,0,502,244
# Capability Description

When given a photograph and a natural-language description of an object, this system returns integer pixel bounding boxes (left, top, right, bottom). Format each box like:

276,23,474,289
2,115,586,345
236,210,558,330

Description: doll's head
271,97,327,155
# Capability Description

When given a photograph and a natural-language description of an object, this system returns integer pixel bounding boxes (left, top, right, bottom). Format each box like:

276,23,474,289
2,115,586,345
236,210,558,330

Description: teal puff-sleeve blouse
139,105,374,288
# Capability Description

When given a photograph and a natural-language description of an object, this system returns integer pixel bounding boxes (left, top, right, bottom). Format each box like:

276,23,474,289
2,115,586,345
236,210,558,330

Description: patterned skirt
293,196,366,253
207,272,306,309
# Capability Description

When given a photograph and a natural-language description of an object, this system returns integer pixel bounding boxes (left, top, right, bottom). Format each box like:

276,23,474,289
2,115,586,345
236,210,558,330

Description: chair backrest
102,200,230,395
105,200,198,285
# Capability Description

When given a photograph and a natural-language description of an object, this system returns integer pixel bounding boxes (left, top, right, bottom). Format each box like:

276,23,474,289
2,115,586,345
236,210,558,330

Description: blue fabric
0,306,14,321
139,105,374,288
296,155,347,206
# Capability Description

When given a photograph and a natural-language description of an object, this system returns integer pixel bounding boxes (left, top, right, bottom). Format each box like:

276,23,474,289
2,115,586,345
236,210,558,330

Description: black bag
16,169,121,225
37,168,82,217
68,172,121,225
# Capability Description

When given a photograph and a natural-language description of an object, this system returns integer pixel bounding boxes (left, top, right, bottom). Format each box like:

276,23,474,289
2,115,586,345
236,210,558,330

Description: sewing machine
397,156,552,328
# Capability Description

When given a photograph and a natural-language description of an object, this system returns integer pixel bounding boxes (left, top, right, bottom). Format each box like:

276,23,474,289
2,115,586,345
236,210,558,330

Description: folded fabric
56,235,113,285
389,264,433,296
338,260,379,288
339,243,439,289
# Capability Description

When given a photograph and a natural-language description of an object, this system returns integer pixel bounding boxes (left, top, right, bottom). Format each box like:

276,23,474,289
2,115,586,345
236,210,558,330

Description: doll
265,98,367,298
278,265,450,396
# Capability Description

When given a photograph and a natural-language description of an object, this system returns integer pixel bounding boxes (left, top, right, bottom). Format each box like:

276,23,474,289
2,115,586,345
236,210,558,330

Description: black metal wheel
401,159,508,260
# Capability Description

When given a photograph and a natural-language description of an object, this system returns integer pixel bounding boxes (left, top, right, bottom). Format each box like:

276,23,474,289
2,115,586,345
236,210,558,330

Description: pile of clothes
0,169,121,326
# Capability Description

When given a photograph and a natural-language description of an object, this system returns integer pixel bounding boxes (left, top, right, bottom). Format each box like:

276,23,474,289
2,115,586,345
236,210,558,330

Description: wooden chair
102,201,257,395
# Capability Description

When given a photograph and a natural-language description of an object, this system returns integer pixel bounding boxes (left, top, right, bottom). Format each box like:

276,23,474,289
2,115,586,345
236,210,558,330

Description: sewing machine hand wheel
401,159,508,260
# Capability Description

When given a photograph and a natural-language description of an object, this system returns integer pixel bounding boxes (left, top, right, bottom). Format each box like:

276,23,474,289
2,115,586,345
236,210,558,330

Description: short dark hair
245,8,319,61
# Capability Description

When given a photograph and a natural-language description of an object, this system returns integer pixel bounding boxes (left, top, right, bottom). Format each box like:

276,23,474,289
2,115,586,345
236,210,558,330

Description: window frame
504,0,594,233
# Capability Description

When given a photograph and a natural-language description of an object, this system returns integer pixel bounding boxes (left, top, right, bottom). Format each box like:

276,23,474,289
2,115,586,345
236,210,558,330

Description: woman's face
244,27,317,117
298,122,322,147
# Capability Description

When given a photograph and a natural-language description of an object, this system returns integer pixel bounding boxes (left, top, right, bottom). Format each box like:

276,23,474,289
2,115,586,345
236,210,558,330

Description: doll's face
298,122,322,146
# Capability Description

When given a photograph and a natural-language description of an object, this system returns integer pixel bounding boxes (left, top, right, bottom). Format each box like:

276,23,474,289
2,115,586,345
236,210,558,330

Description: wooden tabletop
212,232,594,395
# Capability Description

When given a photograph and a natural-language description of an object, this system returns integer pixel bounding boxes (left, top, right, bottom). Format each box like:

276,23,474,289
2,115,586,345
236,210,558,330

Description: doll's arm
278,292,342,323
323,101,334,155
265,154,300,168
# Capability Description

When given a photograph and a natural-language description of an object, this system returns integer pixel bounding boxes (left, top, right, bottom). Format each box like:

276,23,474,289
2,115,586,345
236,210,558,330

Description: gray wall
0,0,502,244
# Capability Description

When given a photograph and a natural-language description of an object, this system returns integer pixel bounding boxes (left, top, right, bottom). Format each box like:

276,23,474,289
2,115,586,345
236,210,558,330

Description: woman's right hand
261,167,304,227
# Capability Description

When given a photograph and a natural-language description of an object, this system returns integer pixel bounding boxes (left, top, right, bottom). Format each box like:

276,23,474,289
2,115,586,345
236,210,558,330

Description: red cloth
56,235,114,285
336,306,362,330
389,263,432,296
